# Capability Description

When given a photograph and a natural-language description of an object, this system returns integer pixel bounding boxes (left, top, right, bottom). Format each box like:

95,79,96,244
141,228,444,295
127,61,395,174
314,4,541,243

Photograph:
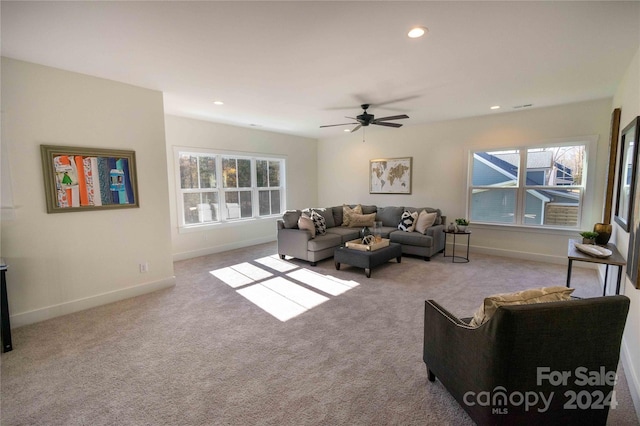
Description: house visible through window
469,144,586,228
177,149,285,227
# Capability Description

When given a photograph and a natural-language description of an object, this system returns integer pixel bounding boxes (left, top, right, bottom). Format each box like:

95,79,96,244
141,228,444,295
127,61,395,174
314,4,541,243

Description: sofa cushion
282,210,302,229
398,210,418,232
376,206,404,227
313,208,335,228
326,226,361,243
390,230,432,247
361,205,377,215
342,204,362,226
348,212,376,227
468,286,575,327
310,210,327,235
415,210,438,234
298,214,316,238
331,206,344,226
307,233,342,252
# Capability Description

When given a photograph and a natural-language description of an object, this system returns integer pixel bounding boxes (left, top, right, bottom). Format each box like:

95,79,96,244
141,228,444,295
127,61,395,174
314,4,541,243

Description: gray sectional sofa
277,204,446,266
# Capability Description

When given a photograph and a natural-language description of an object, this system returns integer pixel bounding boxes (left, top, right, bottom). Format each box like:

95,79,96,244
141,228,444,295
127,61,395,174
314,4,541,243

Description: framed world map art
369,157,412,194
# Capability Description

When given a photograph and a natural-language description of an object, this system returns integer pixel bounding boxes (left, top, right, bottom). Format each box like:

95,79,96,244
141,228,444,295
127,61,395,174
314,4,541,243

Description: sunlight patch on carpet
237,276,329,321
210,262,273,288
254,255,298,272
286,269,359,296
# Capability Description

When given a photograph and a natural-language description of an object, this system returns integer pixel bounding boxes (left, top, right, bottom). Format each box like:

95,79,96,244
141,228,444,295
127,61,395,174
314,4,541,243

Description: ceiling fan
320,104,409,133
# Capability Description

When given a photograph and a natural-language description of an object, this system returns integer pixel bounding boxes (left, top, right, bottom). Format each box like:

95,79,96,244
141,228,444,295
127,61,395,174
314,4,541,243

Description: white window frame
467,136,596,230
174,147,286,231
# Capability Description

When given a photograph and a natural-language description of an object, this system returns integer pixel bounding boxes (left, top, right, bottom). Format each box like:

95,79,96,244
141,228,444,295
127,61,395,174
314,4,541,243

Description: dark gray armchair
423,296,630,425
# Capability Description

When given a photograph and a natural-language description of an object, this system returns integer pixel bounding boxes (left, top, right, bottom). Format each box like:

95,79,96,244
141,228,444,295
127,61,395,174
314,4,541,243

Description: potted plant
455,218,470,232
579,231,599,245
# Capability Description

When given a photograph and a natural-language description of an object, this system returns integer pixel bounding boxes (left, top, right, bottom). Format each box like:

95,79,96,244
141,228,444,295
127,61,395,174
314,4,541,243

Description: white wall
0,58,175,327
611,47,640,419
318,98,613,263
164,115,317,260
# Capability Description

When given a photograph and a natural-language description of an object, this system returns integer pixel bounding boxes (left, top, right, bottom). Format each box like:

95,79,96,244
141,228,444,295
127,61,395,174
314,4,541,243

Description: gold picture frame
40,145,139,213
369,157,412,194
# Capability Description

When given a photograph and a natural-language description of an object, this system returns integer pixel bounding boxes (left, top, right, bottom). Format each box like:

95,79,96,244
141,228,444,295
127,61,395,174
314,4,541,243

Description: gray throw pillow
282,210,302,229
376,206,404,227
313,208,335,228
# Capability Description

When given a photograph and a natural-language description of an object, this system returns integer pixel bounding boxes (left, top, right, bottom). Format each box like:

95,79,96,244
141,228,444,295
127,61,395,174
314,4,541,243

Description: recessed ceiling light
408,26,428,38
343,129,350,132
490,105,500,110
213,101,224,105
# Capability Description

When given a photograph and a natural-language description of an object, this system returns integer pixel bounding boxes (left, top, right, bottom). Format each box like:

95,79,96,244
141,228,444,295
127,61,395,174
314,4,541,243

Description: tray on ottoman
344,238,390,252
334,242,402,278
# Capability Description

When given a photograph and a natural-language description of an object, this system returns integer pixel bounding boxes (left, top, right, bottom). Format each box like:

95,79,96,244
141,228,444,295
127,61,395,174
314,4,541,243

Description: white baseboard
468,244,572,266
10,276,176,328
173,236,276,261
621,339,640,421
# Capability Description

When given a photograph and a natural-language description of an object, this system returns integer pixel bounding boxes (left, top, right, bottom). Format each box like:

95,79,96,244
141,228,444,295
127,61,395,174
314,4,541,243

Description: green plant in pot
455,218,469,232
579,231,599,245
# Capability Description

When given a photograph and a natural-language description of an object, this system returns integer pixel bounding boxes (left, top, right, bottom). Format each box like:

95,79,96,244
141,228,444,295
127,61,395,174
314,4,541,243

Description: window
177,149,285,227
469,144,586,228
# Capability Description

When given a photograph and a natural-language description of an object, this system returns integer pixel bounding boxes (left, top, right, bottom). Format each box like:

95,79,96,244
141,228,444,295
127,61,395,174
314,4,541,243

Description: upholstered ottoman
334,242,402,278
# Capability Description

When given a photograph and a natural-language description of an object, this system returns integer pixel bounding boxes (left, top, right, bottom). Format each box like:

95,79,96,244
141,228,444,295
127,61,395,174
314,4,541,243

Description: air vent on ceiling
513,104,533,109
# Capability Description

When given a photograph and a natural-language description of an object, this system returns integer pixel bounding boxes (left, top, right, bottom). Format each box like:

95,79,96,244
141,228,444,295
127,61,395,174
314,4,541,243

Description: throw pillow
468,286,575,327
398,210,418,232
415,210,437,234
282,210,302,229
348,212,376,227
342,204,362,227
312,208,335,228
310,210,327,235
297,214,316,238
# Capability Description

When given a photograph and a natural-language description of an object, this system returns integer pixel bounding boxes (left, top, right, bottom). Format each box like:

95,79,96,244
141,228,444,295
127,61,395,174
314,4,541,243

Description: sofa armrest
425,224,445,252
277,227,313,260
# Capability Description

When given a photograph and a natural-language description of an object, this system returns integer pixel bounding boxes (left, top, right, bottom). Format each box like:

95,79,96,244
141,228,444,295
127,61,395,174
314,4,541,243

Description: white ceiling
2,1,639,139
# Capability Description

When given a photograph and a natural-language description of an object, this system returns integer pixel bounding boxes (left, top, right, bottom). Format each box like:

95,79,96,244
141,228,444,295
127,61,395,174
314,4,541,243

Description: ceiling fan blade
320,123,357,128
373,114,409,121
350,124,362,133
373,122,403,128
371,95,421,108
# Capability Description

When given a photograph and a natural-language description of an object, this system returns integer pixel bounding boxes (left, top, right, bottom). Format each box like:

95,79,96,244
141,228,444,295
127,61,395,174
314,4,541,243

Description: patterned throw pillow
398,210,418,232
342,204,362,227
310,210,327,235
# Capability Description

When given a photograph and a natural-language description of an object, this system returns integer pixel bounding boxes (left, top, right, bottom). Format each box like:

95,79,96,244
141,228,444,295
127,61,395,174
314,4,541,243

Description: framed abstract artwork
370,157,412,194
40,145,139,213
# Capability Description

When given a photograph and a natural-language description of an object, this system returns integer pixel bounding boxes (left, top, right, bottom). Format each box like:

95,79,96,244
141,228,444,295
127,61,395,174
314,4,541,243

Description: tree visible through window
176,150,285,227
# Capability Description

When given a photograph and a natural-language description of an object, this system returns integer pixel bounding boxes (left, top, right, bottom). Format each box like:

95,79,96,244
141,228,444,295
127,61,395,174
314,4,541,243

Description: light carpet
1,242,638,425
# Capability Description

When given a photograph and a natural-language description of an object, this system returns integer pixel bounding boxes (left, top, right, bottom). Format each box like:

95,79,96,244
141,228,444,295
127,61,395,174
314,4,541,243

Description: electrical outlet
139,262,149,273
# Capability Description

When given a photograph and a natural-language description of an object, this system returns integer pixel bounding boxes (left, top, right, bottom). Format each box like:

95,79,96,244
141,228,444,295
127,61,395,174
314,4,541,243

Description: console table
566,239,626,296
1,259,12,352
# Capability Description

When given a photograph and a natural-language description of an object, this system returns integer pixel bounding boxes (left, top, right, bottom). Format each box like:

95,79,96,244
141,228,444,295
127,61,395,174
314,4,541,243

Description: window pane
526,146,585,186
222,158,237,188
179,154,198,189
257,160,268,187
271,190,281,214
472,150,519,186
238,159,251,188
269,161,280,187
526,188,580,226
470,188,516,223
240,191,252,217
183,192,219,224
259,190,270,215
199,155,217,189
